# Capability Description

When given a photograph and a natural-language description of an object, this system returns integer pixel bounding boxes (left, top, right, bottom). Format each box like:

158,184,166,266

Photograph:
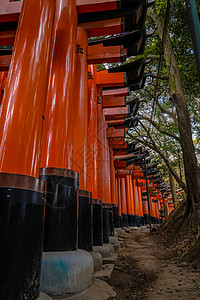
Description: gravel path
108,227,200,299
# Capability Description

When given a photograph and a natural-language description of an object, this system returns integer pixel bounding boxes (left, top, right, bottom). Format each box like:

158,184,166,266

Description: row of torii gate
0,0,173,299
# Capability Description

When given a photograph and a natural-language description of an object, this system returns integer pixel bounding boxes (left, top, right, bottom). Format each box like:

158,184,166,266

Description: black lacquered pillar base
102,203,110,243
40,168,79,251
78,190,93,251
157,218,161,224
136,215,142,227
151,216,157,224
141,216,145,226
112,204,119,228
122,213,129,227
143,214,150,224
119,215,123,227
0,173,45,300
128,214,135,226
92,199,103,246
108,204,114,236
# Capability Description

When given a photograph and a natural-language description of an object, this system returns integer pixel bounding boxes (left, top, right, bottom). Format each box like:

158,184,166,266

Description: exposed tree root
157,201,200,264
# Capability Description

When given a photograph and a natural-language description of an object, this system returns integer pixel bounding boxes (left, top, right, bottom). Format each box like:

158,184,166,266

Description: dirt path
108,227,200,300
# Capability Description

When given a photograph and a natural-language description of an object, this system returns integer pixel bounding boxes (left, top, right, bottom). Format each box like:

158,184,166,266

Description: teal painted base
41,250,94,296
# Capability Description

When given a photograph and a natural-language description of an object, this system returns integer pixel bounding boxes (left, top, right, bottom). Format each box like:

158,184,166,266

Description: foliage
126,0,200,189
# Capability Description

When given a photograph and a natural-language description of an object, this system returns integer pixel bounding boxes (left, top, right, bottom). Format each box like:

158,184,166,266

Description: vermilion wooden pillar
114,176,120,227
73,27,88,190
102,117,110,203
117,177,122,226
87,64,103,246
97,87,105,203
155,199,161,224
149,195,155,224
97,90,113,241
137,184,144,226
105,140,112,205
72,27,94,251
87,64,98,199
0,71,7,104
125,175,132,223
105,141,114,236
120,177,128,227
110,146,119,228
125,175,135,226
102,116,112,242
40,0,79,252
96,86,105,244
109,146,116,205
157,197,162,223
90,84,104,246
150,196,156,224
0,0,55,298
141,179,150,224
128,175,136,226
132,179,142,227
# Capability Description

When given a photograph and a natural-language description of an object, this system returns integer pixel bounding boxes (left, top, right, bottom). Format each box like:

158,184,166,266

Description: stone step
57,278,116,300
103,243,115,253
93,264,114,280
93,245,110,258
109,236,119,245
102,254,118,265
37,292,53,300
122,227,131,233
114,228,126,235
113,243,120,251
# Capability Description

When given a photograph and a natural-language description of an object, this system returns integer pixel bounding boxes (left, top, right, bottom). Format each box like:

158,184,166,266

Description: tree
127,0,200,215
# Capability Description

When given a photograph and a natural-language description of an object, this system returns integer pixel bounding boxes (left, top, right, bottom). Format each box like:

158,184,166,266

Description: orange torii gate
0,0,153,298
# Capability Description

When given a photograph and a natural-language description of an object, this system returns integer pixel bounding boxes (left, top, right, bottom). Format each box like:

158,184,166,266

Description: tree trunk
168,171,177,206
148,10,200,213
171,94,200,212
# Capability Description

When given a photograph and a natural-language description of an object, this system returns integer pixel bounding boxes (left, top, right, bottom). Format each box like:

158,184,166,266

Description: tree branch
143,88,178,124
144,71,169,80
147,55,164,59
127,128,187,192
140,115,180,142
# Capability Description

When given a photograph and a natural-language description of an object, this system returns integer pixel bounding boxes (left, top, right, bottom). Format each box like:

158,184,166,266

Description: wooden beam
102,95,126,108
113,150,126,155
114,160,127,168
80,18,123,37
106,127,124,138
117,170,131,175
106,119,124,126
126,165,134,170
0,1,22,22
102,87,129,97
76,0,119,14
108,138,124,145
0,55,10,71
136,182,144,187
0,0,120,21
87,43,122,64
112,142,127,149
96,68,125,87
0,30,16,46
104,106,130,120
115,173,125,178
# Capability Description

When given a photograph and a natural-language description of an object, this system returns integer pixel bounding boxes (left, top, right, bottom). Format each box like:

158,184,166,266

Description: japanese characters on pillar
73,27,88,190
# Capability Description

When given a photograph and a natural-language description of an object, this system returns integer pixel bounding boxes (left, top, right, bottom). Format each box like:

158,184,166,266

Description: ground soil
108,228,200,299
